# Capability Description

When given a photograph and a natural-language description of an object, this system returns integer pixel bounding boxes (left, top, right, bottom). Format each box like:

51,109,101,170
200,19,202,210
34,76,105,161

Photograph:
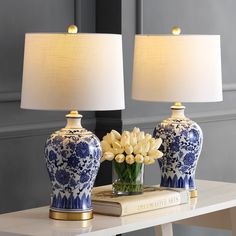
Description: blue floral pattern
55,169,70,185
153,115,203,190
45,128,101,212
67,155,80,168
75,142,90,158
48,150,57,161
183,153,195,166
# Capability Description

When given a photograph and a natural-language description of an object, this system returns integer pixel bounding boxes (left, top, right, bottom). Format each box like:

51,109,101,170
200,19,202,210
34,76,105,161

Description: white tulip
122,131,130,136
126,154,135,165
149,138,156,144
155,138,162,149
120,134,130,147
130,133,138,146
103,133,116,144
103,151,114,161
137,140,148,156
101,129,159,166
112,148,124,155
101,140,111,152
101,129,161,166
103,134,111,143
115,154,125,163
110,132,116,143
145,134,152,141
144,156,155,165
133,127,140,134
149,138,162,150
143,141,150,153
112,141,122,149
133,144,139,154
148,157,155,165
111,130,121,140
137,131,145,141
149,157,155,164
143,156,150,164
124,144,133,155
148,150,163,159
141,151,147,156
133,143,142,155
135,154,144,163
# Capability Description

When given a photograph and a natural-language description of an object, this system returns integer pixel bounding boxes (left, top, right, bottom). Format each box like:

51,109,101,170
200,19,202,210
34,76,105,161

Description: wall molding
222,83,236,92
123,109,236,129
0,118,96,140
1,112,233,142
0,91,20,102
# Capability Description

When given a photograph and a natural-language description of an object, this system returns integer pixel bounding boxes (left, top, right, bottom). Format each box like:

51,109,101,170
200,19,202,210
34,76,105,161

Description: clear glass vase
112,160,144,196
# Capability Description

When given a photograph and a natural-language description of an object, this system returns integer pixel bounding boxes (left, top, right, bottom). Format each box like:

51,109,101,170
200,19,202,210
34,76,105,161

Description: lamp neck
65,110,83,129
170,102,186,119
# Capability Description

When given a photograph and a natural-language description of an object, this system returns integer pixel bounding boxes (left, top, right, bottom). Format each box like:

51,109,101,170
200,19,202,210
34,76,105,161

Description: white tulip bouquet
101,127,163,195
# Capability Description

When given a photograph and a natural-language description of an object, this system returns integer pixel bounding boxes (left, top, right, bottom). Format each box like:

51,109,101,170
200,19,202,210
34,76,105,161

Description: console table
0,180,236,236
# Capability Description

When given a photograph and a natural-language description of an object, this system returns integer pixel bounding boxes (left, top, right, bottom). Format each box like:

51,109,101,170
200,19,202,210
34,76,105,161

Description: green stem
113,161,144,194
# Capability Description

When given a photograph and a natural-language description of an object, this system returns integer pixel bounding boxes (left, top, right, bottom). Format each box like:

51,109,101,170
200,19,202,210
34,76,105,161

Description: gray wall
1,1,236,236
122,0,236,235
0,0,96,214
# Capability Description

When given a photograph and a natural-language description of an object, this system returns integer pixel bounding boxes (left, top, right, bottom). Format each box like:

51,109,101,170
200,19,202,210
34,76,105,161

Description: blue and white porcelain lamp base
153,103,203,198
20,25,125,220
45,111,102,220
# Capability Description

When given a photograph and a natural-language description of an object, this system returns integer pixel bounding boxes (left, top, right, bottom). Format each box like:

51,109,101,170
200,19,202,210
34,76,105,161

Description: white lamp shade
132,35,223,102
21,33,125,111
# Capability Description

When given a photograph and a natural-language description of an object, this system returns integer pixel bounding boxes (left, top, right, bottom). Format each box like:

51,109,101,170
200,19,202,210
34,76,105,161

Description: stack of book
92,185,190,216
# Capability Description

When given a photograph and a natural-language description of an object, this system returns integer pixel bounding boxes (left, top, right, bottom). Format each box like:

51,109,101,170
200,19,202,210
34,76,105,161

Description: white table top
0,180,236,236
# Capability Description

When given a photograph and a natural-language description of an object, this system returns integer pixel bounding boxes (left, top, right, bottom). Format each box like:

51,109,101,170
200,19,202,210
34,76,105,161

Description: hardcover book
92,185,190,216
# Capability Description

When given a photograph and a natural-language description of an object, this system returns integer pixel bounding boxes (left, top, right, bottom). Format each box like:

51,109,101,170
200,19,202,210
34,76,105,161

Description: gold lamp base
49,209,93,221
190,189,198,198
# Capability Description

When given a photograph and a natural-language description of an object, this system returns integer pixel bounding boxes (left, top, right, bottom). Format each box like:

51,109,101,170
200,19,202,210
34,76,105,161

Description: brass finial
174,102,183,107
70,110,79,115
68,25,78,34
172,26,181,35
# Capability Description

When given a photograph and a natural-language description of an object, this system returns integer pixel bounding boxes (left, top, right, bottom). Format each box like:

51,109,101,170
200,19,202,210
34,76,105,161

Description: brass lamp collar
171,102,185,110
66,110,83,118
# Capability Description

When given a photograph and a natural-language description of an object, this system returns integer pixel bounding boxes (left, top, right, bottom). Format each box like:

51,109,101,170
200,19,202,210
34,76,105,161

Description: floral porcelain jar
153,106,203,196
44,114,101,220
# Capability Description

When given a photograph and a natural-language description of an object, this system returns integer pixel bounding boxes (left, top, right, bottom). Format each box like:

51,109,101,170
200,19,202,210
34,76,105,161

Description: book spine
121,191,189,216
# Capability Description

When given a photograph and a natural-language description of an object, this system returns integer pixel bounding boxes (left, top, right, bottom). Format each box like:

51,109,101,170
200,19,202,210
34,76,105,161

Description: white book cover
92,185,190,216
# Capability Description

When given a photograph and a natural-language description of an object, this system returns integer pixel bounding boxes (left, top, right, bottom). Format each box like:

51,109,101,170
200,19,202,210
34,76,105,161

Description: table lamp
21,25,124,220
132,27,222,197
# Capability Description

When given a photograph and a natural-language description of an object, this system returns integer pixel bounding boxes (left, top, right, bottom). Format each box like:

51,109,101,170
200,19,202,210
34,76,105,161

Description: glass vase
112,161,144,196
